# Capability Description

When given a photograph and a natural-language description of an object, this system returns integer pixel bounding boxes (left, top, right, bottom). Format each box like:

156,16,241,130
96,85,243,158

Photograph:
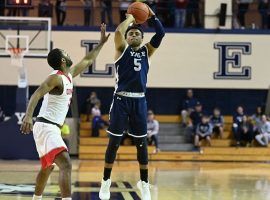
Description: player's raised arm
70,23,110,78
145,6,165,57
20,75,62,134
114,14,135,58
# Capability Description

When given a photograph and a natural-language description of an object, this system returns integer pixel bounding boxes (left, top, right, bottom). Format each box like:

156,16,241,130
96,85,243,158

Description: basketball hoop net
8,48,26,67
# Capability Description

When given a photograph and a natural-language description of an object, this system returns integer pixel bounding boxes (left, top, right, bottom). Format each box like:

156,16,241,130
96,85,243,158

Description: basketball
127,2,149,24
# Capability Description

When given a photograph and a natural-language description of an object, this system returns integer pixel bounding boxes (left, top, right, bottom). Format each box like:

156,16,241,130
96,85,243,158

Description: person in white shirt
147,110,160,153
91,101,108,137
255,115,270,147
20,24,110,200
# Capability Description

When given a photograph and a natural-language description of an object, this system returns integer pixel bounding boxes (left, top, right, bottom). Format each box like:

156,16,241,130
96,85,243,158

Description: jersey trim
114,45,129,63
56,70,72,83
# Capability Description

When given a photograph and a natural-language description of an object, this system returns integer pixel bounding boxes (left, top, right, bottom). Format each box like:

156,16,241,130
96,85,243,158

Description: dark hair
47,48,63,70
125,25,144,39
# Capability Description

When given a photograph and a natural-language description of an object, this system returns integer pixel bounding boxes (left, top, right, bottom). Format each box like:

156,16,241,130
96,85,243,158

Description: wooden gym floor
0,160,270,200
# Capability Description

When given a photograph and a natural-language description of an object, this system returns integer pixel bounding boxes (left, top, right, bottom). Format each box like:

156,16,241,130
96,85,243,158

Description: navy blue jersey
196,122,212,135
114,45,149,93
210,115,224,126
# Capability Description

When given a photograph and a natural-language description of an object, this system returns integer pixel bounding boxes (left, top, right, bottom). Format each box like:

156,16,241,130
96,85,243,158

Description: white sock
32,194,42,200
62,198,72,200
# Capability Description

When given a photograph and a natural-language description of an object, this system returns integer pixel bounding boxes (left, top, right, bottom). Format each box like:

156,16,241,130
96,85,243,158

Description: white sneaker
137,180,151,200
99,179,111,200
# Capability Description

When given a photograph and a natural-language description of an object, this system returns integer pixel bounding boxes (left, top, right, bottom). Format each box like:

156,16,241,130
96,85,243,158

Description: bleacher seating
78,114,270,162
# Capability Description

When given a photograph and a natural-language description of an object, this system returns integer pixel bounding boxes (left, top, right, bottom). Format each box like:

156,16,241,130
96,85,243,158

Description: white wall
0,30,269,89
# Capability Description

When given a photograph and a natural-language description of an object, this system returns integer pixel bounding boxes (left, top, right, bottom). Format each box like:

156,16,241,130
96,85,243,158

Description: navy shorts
107,94,147,138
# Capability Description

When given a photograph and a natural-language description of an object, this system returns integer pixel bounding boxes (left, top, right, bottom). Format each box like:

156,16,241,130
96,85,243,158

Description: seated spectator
255,115,270,147
210,107,224,139
147,110,160,153
188,101,203,131
232,106,245,146
194,115,212,148
61,120,70,148
239,115,254,147
181,89,199,127
91,102,108,137
84,91,100,120
251,106,263,135
0,106,5,122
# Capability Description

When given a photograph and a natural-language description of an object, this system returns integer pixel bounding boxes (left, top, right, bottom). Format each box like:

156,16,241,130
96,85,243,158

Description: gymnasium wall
0,29,269,115
0,29,270,88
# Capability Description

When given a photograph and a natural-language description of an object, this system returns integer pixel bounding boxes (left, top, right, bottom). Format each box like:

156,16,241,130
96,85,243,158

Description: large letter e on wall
214,42,251,80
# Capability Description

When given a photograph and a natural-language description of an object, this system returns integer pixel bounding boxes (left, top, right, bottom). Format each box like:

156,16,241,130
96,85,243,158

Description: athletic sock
103,167,112,181
140,169,148,182
62,198,72,200
32,195,42,200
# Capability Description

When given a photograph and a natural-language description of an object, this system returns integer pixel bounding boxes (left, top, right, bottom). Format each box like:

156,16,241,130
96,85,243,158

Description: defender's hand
100,23,110,44
20,116,33,134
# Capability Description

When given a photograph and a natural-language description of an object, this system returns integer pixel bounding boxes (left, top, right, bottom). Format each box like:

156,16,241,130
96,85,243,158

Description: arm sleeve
149,16,165,48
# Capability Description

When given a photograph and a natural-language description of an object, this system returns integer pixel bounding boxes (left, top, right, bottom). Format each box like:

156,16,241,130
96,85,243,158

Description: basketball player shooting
20,24,110,200
99,5,165,200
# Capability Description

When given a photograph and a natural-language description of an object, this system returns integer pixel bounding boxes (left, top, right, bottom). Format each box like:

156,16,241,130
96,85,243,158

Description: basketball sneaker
137,180,151,200
99,179,111,200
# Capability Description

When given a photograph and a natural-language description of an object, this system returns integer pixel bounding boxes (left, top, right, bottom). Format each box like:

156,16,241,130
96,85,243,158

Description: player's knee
105,135,122,163
135,137,148,165
59,160,72,171
108,135,121,151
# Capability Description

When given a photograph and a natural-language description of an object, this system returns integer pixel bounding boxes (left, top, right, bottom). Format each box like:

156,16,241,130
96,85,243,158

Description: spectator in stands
100,0,113,27
85,91,100,120
210,107,224,139
91,101,108,137
81,0,93,26
232,106,245,146
189,101,203,130
236,0,252,29
0,0,4,16
194,115,212,148
61,120,71,148
0,106,5,122
251,106,263,135
7,0,18,16
38,0,53,17
258,0,270,29
119,0,132,22
147,110,160,153
239,115,254,147
174,0,188,28
181,89,199,127
255,115,270,147
56,0,67,26
185,0,201,28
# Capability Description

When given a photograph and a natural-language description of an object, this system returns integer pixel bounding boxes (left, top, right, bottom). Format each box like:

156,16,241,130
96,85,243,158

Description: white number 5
134,58,142,71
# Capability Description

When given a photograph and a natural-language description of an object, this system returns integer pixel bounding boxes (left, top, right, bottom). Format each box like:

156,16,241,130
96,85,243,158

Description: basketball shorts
33,122,67,169
107,94,147,138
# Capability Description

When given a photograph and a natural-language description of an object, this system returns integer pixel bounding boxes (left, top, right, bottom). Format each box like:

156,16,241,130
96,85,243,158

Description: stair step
159,143,194,151
158,135,186,143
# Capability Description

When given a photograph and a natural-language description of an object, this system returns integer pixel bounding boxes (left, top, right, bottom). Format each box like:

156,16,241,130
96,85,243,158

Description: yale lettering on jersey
130,51,146,58
214,42,251,80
